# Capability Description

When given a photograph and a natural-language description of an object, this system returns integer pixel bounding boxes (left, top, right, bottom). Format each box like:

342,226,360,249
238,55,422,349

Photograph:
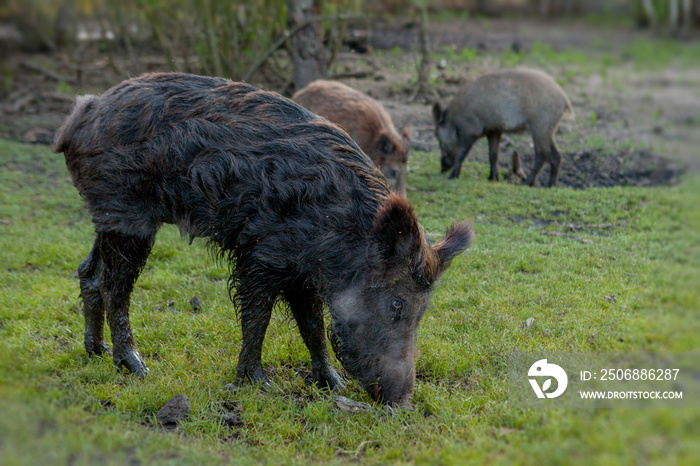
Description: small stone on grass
157,394,191,425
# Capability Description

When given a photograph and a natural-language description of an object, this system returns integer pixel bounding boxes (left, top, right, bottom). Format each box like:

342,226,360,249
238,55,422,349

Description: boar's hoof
115,350,149,377
447,170,460,180
236,364,273,389
314,366,345,392
85,340,111,356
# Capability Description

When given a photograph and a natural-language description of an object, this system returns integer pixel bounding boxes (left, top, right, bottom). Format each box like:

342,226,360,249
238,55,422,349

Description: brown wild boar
433,68,574,187
293,80,411,197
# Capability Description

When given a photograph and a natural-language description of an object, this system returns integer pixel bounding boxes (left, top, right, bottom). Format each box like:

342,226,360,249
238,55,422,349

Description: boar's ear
377,132,395,155
432,102,446,125
431,221,474,276
373,193,422,267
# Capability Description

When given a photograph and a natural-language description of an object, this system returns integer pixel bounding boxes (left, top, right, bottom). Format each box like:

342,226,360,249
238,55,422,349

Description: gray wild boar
293,80,411,197
433,68,574,187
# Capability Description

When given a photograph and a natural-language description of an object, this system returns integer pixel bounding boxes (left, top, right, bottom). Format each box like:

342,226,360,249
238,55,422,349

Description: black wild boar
53,73,474,406
293,80,411,197
433,68,574,187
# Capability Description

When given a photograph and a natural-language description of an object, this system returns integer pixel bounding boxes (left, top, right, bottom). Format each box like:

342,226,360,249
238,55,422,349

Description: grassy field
0,137,698,465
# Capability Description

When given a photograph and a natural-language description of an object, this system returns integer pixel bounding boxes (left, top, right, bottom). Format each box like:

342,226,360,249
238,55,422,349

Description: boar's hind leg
284,286,345,391
235,279,276,387
487,132,502,181
547,143,562,187
79,239,109,356
97,231,155,377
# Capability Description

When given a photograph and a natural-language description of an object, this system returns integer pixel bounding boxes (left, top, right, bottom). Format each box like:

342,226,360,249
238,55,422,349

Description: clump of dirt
508,147,682,188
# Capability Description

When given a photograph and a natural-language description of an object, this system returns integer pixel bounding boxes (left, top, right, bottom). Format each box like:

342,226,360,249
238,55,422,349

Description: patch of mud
509,147,682,188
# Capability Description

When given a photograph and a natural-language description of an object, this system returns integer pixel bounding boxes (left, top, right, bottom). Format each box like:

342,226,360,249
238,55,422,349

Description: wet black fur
55,73,474,404
56,73,390,296
55,72,391,385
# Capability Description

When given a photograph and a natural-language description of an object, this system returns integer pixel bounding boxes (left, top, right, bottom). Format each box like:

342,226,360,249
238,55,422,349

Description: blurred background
0,3,698,462
0,0,698,179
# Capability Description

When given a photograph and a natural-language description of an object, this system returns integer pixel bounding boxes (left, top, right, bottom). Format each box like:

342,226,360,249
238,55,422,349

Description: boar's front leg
284,285,345,391
235,277,276,387
448,136,477,180
97,231,154,377
486,131,502,181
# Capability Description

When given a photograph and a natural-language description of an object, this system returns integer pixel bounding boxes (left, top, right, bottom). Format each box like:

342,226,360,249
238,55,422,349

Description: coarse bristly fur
293,80,411,197
54,72,474,406
433,67,574,187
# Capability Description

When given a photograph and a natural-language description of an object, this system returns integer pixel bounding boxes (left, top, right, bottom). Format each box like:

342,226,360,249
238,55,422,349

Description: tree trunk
410,4,437,103
681,0,691,35
669,0,680,35
641,0,658,30
54,0,76,51
287,0,326,91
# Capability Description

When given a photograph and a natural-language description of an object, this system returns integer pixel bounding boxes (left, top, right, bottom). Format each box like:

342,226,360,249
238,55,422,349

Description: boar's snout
329,319,418,407
380,164,408,198
371,356,416,406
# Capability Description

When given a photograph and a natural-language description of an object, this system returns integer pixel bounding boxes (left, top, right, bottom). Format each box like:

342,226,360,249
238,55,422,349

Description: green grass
621,39,700,70
0,140,699,464
430,36,700,87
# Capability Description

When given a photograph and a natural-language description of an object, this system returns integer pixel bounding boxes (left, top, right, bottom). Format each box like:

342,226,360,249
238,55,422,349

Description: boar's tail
52,94,98,153
562,94,575,120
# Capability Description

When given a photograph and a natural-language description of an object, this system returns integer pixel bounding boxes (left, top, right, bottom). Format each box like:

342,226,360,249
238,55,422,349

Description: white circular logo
528,359,568,399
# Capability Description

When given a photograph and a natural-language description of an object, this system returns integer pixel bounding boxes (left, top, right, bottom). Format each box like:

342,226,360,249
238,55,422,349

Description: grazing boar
54,73,474,407
432,68,574,187
293,80,411,197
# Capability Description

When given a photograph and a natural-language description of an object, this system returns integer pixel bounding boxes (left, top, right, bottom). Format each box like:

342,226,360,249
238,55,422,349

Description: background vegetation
3,1,699,90
1,0,699,464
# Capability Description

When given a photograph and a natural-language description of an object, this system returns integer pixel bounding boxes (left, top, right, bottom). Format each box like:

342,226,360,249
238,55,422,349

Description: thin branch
19,60,76,84
331,69,376,79
4,94,35,113
335,440,379,459
42,91,75,102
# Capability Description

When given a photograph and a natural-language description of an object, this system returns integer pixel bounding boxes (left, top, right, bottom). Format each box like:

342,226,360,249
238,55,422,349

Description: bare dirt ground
2,17,698,188
346,18,698,187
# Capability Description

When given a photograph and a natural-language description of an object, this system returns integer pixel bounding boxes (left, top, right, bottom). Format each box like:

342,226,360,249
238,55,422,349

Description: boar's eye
391,298,405,323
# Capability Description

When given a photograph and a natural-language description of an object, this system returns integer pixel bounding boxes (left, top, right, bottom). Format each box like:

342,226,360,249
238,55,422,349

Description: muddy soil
1,17,697,189
506,147,681,188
